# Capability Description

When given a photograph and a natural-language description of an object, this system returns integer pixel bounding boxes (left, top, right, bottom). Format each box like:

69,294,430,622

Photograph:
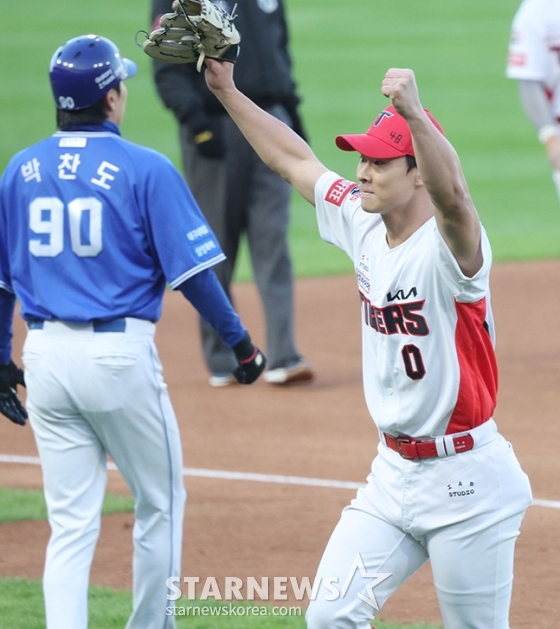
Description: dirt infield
1,260,559,627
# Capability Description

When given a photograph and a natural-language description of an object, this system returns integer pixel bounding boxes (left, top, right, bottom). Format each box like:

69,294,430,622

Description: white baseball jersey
506,0,560,118
315,172,497,439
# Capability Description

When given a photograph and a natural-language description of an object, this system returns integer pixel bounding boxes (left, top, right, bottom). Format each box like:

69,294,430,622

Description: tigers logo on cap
335,105,444,160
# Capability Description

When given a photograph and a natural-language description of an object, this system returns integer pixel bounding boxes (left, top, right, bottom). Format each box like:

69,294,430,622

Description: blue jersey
0,121,224,322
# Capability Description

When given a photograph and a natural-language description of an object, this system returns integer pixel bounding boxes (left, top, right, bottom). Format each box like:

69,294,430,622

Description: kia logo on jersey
387,287,418,302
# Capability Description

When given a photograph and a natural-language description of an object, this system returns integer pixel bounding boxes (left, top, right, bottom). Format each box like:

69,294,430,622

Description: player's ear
104,88,119,113
413,171,424,188
104,83,126,113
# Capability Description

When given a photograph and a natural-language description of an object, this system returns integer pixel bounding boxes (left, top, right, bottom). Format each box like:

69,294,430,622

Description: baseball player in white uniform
507,0,560,201
203,59,533,628
0,35,265,629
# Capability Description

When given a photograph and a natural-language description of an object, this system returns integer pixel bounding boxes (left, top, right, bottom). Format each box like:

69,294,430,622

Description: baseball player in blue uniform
0,34,265,629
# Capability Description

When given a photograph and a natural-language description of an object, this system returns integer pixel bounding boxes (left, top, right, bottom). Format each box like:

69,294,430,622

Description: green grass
0,484,437,627
0,0,558,282
0,577,441,629
0,485,443,628
0,487,134,523
0,578,135,629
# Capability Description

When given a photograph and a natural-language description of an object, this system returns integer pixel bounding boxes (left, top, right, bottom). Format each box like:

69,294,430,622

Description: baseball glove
0,360,27,426
232,332,266,385
141,0,240,72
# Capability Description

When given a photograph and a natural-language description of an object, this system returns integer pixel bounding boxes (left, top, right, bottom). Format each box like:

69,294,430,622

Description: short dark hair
405,155,417,172
56,83,121,130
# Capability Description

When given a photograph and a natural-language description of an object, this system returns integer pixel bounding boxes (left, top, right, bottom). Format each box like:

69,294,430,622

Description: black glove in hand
0,360,27,426
0,389,27,426
232,333,266,385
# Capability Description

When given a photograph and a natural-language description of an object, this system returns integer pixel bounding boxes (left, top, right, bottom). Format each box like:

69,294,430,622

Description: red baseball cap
335,105,445,159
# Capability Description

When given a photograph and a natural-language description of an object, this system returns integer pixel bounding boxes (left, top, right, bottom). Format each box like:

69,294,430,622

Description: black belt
26,318,127,333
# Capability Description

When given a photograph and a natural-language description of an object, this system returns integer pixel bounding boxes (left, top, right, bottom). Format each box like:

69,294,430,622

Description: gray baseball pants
179,104,301,374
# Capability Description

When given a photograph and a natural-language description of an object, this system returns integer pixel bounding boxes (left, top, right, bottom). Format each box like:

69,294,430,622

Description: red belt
383,432,474,459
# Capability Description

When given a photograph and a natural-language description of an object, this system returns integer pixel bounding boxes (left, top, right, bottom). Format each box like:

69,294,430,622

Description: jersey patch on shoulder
58,137,87,148
325,178,360,207
186,225,221,262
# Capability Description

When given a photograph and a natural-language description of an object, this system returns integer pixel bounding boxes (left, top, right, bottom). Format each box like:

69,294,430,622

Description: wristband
538,124,560,144
232,332,254,362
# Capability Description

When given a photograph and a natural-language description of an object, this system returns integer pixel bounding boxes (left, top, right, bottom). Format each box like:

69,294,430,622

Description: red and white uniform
315,172,497,438
306,172,532,629
506,0,560,119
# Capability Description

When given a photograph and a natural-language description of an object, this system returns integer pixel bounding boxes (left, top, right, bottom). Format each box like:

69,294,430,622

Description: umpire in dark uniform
150,0,315,386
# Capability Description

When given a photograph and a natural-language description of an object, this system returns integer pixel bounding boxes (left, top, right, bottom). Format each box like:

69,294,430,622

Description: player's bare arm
518,80,560,170
382,68,483,277
204,58,327,205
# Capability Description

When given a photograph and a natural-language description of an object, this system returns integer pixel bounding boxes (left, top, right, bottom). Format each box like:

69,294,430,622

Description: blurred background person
507,0,560,202
150,0,315,387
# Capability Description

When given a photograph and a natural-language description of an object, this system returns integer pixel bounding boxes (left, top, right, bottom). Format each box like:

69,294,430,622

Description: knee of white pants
306,600,340,629
48,509,101,548
134,485,185,524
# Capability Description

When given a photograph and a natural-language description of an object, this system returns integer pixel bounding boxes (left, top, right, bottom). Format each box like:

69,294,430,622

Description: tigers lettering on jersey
325,178,360,207
359,291,429,336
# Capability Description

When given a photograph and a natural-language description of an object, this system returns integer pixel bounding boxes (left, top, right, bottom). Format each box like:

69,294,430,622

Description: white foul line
1,453,558,509
531,498,560,509
182,466,364,490
0,454,363,490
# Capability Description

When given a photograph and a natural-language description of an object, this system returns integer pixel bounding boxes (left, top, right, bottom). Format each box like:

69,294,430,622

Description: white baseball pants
23,319,186,629
306,420,532,629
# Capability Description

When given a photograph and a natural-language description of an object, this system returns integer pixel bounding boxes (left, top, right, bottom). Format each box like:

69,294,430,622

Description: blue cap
49,34,138,110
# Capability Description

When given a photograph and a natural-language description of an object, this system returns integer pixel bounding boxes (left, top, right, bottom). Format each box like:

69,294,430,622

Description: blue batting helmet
49,34,138,111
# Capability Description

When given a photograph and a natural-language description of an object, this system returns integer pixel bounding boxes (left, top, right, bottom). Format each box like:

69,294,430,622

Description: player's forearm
205,60,325,202
518,80,560,169
382,69,472,217
0,289,16,364
177,269,246,348
408,111,482,274
210,84,314,183
518,80,556,130
408,111,471,214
